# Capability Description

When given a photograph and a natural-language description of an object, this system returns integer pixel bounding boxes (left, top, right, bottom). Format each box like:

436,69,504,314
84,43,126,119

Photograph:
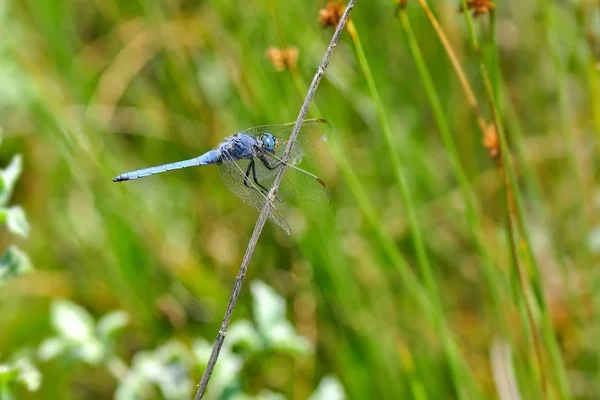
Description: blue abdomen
198,149,221,165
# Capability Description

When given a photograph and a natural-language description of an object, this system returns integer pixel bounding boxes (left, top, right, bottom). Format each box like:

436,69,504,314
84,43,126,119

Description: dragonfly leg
252,159,284,203
243,160,269,195
243,161,253,188
250,160,271,193
258,153,284,170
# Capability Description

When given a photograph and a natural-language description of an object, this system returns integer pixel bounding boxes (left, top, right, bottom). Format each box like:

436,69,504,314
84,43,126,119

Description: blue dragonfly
112,119,330,233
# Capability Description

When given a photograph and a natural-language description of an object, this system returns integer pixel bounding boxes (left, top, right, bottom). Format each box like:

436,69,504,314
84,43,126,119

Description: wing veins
220,150,290,232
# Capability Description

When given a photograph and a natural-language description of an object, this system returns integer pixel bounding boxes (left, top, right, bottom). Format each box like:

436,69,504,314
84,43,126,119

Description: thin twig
193,2,356,398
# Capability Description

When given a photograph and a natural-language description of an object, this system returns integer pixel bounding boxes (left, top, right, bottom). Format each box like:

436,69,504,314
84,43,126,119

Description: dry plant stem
416,0,487,135
459,2,557,396
397,8,507,333
193,2,356,398
483,69,548,399
502,165,546,394
417,0,548,396
345,15,482,399
474,14,549,397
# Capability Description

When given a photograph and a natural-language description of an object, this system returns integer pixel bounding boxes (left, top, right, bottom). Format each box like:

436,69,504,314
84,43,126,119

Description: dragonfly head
261,133,276,152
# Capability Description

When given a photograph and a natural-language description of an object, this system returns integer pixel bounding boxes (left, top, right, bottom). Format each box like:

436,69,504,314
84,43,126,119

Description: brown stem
193,2,357,398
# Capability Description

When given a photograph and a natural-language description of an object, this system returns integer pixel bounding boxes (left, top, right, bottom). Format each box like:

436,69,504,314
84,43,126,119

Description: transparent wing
218,151,291,234
253,150,331,203
239,119,327,167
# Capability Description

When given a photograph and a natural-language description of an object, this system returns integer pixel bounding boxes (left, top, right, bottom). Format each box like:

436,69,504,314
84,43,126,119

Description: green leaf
227,320,262,351
250,281,311,354
0,155,22,206
256,391,287,400
51,300,95,341
79,339,104,364
6,206,30,238
308,376,346,400
37,337,67,361
0,364,19,386
114,373,146,400
97,310,129,340
126,341,194,400
13,356,41,391
250,281,286,337
193,339,243,398
588,225,600,253
229,391,286,400
265,320,312,355
0,246,32,284
0,353,40,393
192,340,212,366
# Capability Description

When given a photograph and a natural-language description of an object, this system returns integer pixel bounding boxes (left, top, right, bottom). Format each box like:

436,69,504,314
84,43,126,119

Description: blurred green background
1,0,599,398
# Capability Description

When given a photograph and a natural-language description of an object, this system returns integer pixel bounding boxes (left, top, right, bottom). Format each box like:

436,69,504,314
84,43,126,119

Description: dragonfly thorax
219,133,255,160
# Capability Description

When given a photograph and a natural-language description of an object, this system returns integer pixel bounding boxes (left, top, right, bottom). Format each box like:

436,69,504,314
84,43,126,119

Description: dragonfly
112,119,330,234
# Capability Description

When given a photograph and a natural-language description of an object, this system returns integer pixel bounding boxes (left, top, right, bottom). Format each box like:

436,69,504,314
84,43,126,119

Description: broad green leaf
37,337,67,360
0,364,18,386
51,299,95,341
0,353,40,393
265,321,312,355
13,356,41,391
79,339,104,364
0,246,32,284
192,339,212,365
227,320,262,351
256,391,287,400
230,391,286,400
588,225,600,253
193,339,243,399
128,341,194,400
308,376,346,400
6,206,30,238
250,281,286,336
0,155,22,206
115,373,146,400
97,310,129,340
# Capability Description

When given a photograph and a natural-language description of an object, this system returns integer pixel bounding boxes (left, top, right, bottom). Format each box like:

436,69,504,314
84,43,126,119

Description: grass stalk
460,4,570,398
346,18,441,312
345,16,482,399
413,0,488,136
297,68,435,313
289,72,431,397
412,0,570,396
397,6,506,334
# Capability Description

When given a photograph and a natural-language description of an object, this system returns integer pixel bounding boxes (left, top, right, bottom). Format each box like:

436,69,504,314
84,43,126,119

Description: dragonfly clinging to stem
112,119,330,233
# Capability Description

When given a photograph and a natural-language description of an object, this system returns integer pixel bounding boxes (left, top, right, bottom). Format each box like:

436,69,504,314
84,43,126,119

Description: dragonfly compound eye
262,133,276,152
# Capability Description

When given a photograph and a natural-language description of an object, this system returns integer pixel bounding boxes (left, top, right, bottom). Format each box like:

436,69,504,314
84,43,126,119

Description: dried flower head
319,1,344,28
483,123,500,160
460,0,494,18
396,0,408,10
266,47,299,72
